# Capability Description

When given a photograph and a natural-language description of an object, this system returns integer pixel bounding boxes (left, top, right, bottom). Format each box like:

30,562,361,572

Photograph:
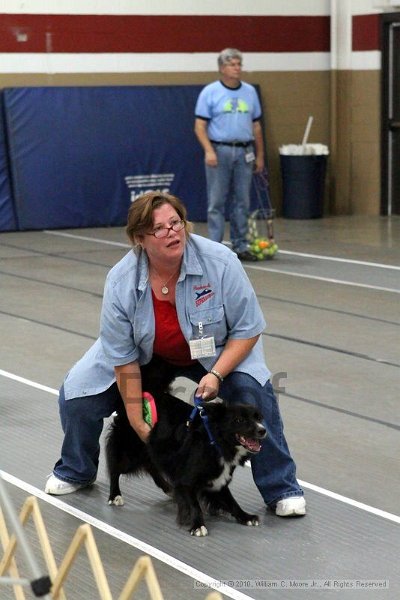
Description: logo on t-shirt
223,98,249,114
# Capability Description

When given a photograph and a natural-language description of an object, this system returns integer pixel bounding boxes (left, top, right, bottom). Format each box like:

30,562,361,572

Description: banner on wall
3,85,208,230
0,93,17,232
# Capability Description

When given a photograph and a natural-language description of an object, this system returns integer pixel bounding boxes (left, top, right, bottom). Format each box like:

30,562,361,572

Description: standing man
194,48,264,261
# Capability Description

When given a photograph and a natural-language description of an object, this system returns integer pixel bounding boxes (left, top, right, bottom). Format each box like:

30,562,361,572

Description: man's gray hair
218,48,243,69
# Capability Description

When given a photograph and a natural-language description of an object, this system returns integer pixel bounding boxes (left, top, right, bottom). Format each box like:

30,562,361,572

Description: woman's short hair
126,190,192,246
218,48,243,69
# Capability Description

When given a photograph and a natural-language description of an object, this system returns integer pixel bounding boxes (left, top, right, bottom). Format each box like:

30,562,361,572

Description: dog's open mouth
236,435,262,453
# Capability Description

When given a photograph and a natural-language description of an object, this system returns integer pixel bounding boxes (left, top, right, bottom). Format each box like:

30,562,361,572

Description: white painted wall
2,0,395,15
0,0,331,16
0,0,386,73
0,0,393,16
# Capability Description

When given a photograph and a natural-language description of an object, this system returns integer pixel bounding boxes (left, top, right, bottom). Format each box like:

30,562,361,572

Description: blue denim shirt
63,234,270,400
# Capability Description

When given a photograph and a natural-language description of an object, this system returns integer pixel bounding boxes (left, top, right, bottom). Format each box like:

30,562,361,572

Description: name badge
189,321,216,359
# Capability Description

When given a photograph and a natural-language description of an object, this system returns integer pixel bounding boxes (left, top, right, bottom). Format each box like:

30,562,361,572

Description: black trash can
280,154,327,219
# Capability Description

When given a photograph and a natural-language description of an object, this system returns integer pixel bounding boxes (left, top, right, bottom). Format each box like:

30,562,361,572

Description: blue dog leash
187,395,222,455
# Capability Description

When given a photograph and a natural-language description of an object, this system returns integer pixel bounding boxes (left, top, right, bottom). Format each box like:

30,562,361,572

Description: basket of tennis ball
247,210,278,260
249,237,278,260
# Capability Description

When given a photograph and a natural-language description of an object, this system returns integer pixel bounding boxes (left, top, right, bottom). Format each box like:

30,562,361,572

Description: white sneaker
45,474,94,495
275,496,306,517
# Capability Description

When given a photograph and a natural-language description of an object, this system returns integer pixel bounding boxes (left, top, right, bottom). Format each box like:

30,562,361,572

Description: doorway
382,13,400,215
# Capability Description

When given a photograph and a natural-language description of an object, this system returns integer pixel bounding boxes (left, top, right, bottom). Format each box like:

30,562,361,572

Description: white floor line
0,369,58,396
43,229,400,292
44,229,399,270
297,479,400,524
43,229,130,248
244,264,400,294
277,249,400,271
1,368,399,524
0,470,252,600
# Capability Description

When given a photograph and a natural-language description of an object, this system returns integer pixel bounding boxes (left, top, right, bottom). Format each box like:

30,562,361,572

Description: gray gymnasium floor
1,215,399,599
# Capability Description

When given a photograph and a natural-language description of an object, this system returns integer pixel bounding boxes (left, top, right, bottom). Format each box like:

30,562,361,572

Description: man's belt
210,140,253,148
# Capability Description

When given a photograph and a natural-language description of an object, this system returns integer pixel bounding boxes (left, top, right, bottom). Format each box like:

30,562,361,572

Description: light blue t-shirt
63,234,270,400
195,80,262,143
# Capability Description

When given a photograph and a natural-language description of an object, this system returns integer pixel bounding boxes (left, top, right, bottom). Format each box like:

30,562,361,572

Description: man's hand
252,121,264,174
254,155,264,174
194,118,218,167
205,149,218,167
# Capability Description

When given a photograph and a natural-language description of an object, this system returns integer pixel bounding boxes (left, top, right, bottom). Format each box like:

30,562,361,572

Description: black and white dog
106,356,267,536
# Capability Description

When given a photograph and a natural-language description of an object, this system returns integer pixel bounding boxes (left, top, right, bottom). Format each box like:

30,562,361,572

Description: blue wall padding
3,86,208,230
0,93,17,232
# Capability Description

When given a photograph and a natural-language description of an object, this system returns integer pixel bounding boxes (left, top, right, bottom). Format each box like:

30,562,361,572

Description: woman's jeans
205,144,254,254
53,363,303,506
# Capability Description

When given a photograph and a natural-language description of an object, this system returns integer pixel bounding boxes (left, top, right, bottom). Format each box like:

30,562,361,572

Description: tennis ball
142,393,157,427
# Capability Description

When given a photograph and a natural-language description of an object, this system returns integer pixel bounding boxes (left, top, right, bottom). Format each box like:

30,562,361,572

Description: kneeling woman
45,191,305,517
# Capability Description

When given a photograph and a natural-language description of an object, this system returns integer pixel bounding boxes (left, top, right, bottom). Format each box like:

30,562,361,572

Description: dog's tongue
238,436,261,453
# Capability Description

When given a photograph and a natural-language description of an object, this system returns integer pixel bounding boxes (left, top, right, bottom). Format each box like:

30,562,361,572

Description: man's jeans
205,144,254,254
53,363,303,506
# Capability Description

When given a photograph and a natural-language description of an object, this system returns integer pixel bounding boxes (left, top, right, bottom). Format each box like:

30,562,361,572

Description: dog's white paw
191,525,208,537
245,516,259,527
109,495,124,506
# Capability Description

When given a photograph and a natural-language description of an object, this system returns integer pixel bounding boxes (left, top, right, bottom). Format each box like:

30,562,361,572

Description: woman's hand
196,336,261,400
114,361,152,442
133,420,152,443
196,372,220,400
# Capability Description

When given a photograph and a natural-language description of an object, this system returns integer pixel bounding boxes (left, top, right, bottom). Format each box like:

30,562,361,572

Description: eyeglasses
147,219,185,239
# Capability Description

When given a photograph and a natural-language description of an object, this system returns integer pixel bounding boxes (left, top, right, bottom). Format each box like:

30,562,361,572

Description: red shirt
152,291,196,366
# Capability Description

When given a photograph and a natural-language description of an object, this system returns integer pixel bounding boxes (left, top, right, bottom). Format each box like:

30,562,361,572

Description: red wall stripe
352,14,380,51
0,14,330,53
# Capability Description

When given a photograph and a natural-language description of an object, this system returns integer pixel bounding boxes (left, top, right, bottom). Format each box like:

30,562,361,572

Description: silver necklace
151,265,179,295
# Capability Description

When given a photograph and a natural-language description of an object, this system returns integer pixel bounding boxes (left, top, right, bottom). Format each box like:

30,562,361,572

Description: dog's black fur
106,356,267,536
